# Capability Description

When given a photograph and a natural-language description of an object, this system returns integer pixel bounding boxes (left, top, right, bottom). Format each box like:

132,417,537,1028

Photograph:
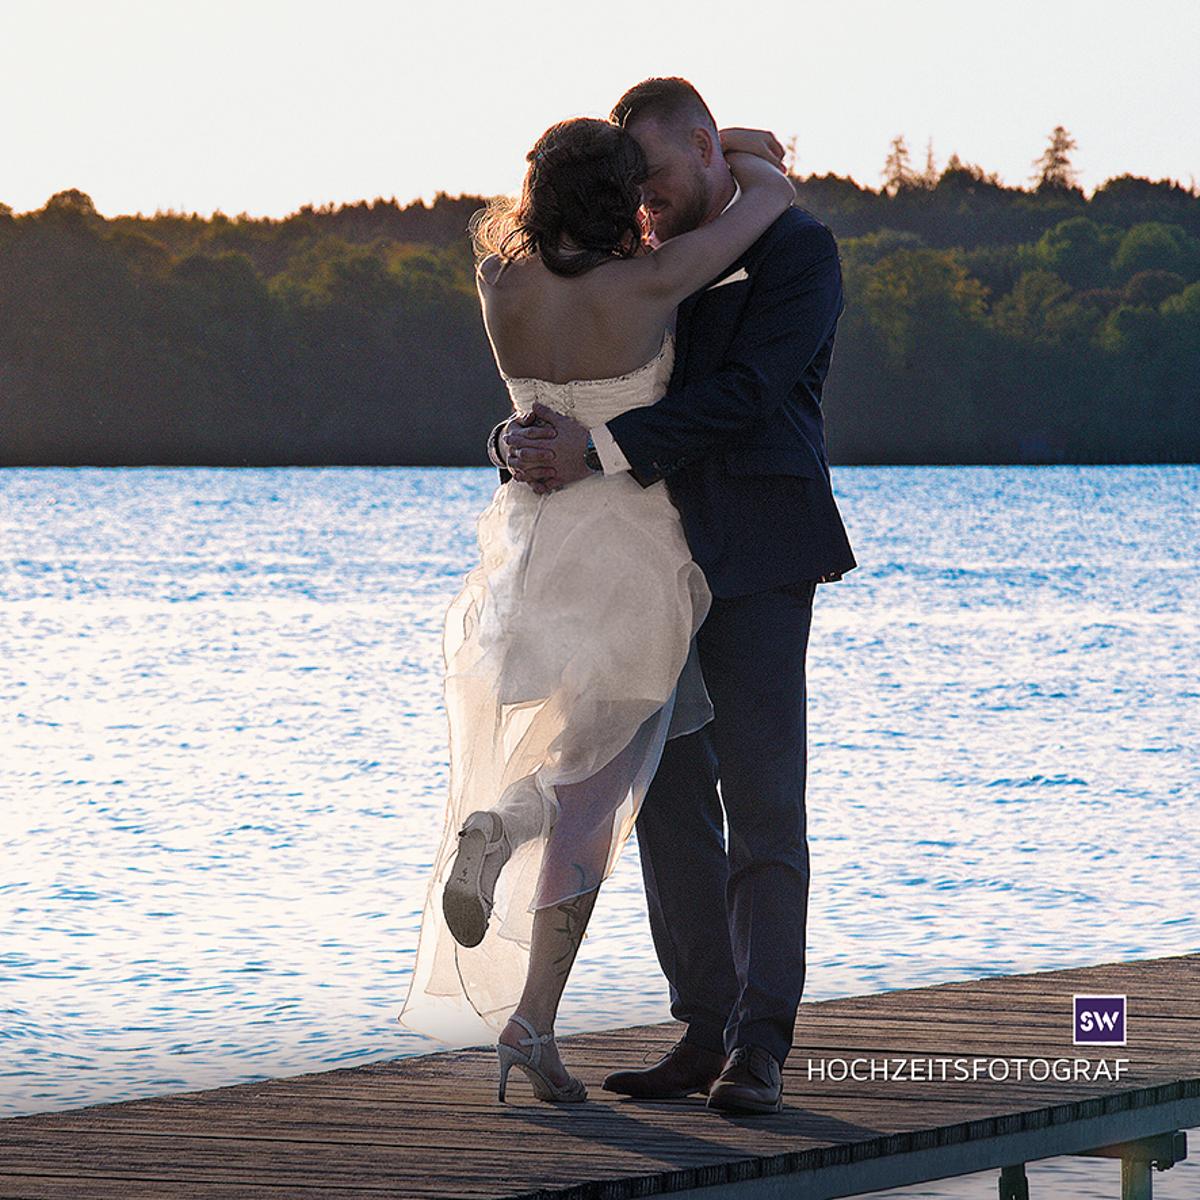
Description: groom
489,77,856,1114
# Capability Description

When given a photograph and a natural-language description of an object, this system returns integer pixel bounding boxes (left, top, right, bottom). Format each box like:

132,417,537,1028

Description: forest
1,128,1197,466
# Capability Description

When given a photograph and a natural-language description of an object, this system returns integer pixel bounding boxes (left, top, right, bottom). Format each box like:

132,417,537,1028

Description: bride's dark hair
471,117,648,277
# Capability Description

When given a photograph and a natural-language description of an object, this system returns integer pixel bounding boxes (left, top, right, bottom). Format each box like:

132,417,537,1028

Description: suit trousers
635,577,816,1066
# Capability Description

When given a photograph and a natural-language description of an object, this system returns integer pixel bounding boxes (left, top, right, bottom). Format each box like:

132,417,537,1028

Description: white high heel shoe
442,811,512,947
496,1013,587,1103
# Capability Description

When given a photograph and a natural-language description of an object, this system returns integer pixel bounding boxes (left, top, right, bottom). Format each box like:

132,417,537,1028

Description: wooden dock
2,953,1197,1199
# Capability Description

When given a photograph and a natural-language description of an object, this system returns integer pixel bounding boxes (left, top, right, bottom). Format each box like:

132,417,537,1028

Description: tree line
1,128,1197,466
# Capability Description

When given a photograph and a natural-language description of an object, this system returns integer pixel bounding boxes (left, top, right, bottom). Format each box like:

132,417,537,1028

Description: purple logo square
1073,994,1127,1045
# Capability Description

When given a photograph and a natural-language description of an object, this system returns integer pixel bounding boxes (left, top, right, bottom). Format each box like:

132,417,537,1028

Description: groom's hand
524,401,594,488
503,411,560,494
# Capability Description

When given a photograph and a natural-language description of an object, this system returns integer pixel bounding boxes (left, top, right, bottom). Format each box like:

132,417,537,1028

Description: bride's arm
631,152,795,306
719,127,786,168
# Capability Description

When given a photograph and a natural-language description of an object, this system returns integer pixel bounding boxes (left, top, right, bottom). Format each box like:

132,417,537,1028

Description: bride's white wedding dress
397,329,714,1043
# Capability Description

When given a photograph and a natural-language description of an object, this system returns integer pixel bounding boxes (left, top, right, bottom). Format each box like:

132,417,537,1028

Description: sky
1,0,1197,220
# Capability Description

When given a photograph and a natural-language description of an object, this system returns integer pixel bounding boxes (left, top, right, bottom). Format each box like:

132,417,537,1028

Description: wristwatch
583,432,602,473
487,419,509,469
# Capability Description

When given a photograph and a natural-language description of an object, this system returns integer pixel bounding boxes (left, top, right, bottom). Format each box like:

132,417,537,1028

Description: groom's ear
692,126,718,167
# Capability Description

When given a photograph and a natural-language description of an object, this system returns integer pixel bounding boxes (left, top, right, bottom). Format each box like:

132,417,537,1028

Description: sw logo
1073,994,1127,1045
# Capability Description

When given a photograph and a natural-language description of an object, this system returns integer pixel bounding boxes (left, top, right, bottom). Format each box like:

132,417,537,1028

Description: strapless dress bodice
501,331,675,426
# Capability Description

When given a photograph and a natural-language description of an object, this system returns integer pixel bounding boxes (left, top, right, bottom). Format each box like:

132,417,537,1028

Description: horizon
7,154,1200,225
1,0,1196,222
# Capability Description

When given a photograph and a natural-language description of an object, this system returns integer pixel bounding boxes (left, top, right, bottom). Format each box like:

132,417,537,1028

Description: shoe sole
443,829,488,947
602,1078,716,1099
603,1087,706,1099
706,1093,783,1115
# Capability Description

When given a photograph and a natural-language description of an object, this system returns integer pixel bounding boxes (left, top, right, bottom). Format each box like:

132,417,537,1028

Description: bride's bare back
477,251,668,383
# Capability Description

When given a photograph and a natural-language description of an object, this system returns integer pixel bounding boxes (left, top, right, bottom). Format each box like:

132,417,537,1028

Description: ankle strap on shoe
459,812,509,853
508,1012,553,1053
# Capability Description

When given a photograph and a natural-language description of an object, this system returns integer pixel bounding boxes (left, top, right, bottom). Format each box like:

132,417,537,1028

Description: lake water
1,465,1197,1198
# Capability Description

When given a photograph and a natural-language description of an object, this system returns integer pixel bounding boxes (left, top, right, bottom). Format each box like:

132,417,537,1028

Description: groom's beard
646,174,710,244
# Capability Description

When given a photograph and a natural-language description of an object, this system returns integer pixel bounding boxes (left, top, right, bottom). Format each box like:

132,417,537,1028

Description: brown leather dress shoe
706,1045,783,1114
602,1038,727,1099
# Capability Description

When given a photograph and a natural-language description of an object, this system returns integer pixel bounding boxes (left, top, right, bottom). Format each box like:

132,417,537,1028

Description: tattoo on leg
549,868,596,979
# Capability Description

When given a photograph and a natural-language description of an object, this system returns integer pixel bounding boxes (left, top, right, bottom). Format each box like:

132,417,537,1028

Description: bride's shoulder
585,244,655,290
477,253,543,294
476,253,506,288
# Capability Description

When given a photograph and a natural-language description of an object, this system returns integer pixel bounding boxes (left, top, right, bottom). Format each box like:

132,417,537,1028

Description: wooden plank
2,1089,1191,1171
0,1181,407,1200
7,1072,1193,1121
0,1175,506,1199
8,1070,1190,1136
6,1087,1159,1143
3,1096,1182,1161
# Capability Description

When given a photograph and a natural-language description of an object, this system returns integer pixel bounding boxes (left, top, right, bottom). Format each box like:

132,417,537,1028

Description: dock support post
1120,1156,1152,1200
1072,1129,1187,1200
998,1163,1029,1199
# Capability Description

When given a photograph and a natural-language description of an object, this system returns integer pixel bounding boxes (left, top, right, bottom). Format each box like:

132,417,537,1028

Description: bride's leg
497,885,600,1085
498,714,664,1085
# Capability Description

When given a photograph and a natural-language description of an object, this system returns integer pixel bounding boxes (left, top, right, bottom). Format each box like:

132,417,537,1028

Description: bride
397,115,794,1102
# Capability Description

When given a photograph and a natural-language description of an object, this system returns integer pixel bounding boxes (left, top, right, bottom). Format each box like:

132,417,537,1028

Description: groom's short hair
611,77,718,137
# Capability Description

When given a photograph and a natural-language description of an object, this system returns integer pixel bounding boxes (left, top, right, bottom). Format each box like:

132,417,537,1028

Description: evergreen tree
882,135,916,196
1033,126,1080,191
921,138,938,189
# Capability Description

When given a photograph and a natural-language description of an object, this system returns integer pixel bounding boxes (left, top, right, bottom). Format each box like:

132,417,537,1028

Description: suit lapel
670,207,785,381
674,244,755,381
665,208,787,387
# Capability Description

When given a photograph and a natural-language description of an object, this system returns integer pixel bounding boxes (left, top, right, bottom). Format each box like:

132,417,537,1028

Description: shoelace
727,1045,777,1084
641,1037,689,1066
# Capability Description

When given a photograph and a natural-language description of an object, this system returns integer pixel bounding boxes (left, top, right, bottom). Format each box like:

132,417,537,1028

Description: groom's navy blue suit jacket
497,206,857,599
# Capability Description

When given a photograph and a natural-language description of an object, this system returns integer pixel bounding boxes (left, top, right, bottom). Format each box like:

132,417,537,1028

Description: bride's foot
496,1013,586,1102
442,811,512,947
499,1016,573,1088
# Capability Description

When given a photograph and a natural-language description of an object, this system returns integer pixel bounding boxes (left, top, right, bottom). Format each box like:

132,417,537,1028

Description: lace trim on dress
498,330,674,388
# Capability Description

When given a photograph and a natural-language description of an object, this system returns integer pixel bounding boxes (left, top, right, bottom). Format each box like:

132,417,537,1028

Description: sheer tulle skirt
397,470,712,1043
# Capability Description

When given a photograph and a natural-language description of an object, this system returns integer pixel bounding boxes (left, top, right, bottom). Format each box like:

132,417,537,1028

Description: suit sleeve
487,418,513,485
605,223,843,487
